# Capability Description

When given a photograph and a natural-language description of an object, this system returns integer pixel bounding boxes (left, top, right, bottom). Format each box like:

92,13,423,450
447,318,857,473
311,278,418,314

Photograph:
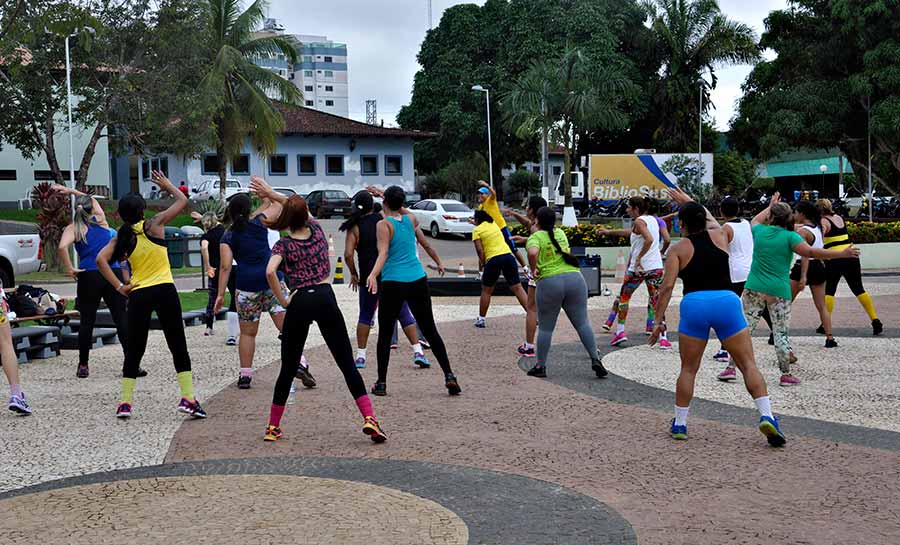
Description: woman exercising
471,210,529,330
504,196,546,357
789,201,836,347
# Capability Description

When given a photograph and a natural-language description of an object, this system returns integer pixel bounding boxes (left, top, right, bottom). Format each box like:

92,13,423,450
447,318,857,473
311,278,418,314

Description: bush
847,222,900,244
510,223,628,247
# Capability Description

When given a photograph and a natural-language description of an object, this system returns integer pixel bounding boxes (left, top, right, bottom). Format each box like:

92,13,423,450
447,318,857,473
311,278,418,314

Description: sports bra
823,217,850,250
679,230,732,294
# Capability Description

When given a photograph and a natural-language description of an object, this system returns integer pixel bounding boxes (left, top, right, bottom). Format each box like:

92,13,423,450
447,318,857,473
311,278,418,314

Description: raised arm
478,179,496,199
51,184,108,227
667,187,719,230
146,171,188,235
752,192,780,226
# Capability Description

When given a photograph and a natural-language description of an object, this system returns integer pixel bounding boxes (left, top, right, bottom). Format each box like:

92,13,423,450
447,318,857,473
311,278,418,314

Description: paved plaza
2,281,899,544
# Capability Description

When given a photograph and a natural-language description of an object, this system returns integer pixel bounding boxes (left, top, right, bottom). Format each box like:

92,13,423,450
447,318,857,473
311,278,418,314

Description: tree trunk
217,145,228,199
75,122,107,192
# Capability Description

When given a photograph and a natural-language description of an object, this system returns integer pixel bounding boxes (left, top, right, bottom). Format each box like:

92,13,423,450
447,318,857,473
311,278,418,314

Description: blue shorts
500,226,517,254
358,286,415,328
482,253,521,288
678,290,747,341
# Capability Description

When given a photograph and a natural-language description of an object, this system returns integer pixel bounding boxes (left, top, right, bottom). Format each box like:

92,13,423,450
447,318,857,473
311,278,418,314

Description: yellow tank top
128,221,173,290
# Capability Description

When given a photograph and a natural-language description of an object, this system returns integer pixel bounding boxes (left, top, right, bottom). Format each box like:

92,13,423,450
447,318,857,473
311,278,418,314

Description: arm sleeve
789,231,804,249
472,226,482,241
271,239,285,257
525,233,541,251
220,230,232,247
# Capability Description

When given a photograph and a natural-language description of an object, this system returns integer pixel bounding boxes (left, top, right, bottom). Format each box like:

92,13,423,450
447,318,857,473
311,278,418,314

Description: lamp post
819,164,827,196
471,85,494,189
867,96,873,222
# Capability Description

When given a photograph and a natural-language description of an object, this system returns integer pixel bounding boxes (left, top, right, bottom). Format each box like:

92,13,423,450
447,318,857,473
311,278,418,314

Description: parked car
190,179,244,202
228,187,297,202
306,190,353,219
405,192,423,207
0,230,43,288
408,199,474,238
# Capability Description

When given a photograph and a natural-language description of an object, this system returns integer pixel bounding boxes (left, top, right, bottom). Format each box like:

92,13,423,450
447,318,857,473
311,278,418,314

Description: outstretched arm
752,192,780,226
667,187,719,230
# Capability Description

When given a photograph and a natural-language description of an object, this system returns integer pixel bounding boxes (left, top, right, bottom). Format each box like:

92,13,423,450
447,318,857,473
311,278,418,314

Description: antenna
366,100,377,125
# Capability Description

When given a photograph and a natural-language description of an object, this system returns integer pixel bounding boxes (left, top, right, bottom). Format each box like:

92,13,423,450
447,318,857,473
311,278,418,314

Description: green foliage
713,151,758,196
661,154,715,204
505,170,541,197
510,223,628,247
30,182,69,271
847,222,900,244
731,0,900,193
423,153,488,204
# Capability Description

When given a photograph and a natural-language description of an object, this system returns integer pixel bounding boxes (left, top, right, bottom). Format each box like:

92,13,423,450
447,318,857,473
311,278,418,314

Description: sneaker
591,359,608,378
264,425,283,442
413,352,431,368
645,319,654,335
390,343,399,350
779,374,801,387
815,324,825,335
8,394,31,416
609,331,627,347
237,375,252,389
295,364,317,389
825,338,838,348
363,416,388,443
873,319,884,336
473,317,486,329
355,357,366,369
670,418,688,440
526,364,547,378
602,321,613,332
176,397,208,418
767,333,774,345
516,343,535,357
204,328,214,337
712,350,730,363
659,338,673,350
136,368,148,378
758,415,786,447
116,402,132,419
226,336,237,346
371,382,387,396
445,373,462,395
76,364,90,378
717,366,737,382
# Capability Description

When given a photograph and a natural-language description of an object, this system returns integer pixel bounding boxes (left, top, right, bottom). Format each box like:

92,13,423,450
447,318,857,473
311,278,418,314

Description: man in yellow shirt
477,180,527,268
471,210,528,329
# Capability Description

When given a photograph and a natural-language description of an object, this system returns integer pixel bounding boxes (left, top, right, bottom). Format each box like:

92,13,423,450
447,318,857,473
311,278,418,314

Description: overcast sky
266,0,788,131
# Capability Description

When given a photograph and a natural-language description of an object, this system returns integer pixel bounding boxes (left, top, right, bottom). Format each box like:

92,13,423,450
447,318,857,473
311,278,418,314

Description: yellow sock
825,295,835,314
120,378,136,404
856,292,878,321
177,371,194,400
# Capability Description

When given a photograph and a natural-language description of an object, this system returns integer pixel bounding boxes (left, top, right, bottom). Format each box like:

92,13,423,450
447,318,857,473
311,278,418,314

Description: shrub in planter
510,223,628,247
847,222,900,244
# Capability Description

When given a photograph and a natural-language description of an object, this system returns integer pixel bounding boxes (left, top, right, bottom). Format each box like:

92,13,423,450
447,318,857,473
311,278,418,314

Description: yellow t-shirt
128,221,174,291
478,194,507,229
473,221,512,261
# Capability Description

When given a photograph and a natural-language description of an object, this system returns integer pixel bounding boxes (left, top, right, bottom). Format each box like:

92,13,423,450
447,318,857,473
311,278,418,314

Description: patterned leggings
615,269,664,325
739,289,792,373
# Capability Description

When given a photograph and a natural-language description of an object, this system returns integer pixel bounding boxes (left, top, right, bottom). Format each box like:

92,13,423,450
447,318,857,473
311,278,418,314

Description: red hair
270,195,309,231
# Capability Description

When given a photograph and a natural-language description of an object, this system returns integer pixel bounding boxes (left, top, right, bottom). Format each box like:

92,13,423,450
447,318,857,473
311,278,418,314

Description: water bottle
287,381,297,405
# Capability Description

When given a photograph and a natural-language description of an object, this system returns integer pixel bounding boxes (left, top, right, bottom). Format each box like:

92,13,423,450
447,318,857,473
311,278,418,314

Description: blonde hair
769,202,793,229
816,198,833,214
72,195,98,243
200,211,220,232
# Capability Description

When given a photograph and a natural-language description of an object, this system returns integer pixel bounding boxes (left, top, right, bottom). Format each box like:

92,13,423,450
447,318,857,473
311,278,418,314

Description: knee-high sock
825,295,835,314
177,371,194,400
856,292,878,320
227,311,239,338
120,378,136,404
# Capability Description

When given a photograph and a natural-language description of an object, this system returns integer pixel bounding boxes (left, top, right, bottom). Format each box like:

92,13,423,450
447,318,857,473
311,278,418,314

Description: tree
505,169,541,205
423,153,488,204
198,0,302,197
0,0,26,42
713,150,757,196
730,0,900,194
643,0,759,152
503,47,636,223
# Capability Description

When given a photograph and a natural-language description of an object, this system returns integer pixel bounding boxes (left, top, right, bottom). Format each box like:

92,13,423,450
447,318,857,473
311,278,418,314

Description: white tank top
796,224,823,263
727,219,753,283
628,215,663,271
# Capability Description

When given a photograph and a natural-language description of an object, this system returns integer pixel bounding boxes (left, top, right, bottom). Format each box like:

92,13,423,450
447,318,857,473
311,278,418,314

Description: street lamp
819,164,827,195
471,85,494,189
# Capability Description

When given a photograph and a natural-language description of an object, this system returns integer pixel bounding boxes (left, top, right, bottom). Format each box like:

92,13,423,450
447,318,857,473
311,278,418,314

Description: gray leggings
536,271,598,366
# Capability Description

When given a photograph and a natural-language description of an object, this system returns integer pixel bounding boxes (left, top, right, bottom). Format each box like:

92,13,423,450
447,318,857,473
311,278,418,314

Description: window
324,70,333,78
302,55,312,63
304,85,313,92
325,190,349,200
305,100,314,106
324,56,333,62
297,155,316,175
231,154,250,175
0,170,16,181
552,166,562,176
326,155,344,176
385,155,403,176
202,154,219,175
361,155,378,176
325,100,334,107
532,166,541,174
33,170,56,181
269,154,288,176
441,203,470,213
304,70,313,77
412,200,429,210
426,201,437,212
325,85,333,92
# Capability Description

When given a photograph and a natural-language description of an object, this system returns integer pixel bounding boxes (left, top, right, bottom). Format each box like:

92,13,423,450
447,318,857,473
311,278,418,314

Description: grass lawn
62,290,226,312
0,202,196,228
19,267,202,283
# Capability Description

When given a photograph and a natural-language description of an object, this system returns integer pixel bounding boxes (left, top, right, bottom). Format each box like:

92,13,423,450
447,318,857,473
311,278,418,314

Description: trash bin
578,255,602,297
164,226,185,269
180,226,204,267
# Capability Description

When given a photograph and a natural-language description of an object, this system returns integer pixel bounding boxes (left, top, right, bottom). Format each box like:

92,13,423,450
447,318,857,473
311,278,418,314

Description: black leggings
76,269,128,366
124,283,191,379
825,257,866,296
205,268,237,328
273,283,366,406
377,276,452,383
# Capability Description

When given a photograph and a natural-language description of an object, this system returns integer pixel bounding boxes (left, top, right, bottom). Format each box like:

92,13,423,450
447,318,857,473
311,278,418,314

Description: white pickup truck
0,228,42,288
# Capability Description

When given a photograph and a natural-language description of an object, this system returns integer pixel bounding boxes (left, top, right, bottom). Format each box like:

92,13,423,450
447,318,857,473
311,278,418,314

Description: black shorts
730,281,745,297
482,253,520,288
790,259,826,285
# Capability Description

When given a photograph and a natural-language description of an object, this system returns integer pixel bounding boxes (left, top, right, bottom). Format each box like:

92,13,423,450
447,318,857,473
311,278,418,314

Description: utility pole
428,0,433,30
366,100,377,125
541,98,550,204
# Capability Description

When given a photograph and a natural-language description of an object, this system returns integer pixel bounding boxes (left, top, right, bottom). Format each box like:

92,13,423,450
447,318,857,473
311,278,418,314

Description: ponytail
535,207,579,267
72,194,97,243
341,191,374,232
225,193,251,232
111,193,146,262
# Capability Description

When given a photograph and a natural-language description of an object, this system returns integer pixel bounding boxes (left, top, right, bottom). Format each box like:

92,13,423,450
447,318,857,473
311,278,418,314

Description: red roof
275,103,435,139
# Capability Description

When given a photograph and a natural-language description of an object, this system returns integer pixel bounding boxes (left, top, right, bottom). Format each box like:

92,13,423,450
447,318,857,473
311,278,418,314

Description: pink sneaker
779,374,801,387
717,367,737,382
659,338,672,350
609,331,628,347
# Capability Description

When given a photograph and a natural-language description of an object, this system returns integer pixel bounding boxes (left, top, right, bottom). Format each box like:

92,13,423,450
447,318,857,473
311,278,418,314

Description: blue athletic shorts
500,226,517,254
678,290,747,341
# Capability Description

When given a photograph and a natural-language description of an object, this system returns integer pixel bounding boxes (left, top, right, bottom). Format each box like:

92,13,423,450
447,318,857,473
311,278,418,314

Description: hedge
846,222,900,244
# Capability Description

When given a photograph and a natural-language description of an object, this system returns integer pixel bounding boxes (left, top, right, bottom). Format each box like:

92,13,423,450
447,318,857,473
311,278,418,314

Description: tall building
254,19,350,119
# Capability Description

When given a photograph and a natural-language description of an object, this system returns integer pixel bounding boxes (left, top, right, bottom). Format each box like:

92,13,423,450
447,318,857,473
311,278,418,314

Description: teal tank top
381,215,426,283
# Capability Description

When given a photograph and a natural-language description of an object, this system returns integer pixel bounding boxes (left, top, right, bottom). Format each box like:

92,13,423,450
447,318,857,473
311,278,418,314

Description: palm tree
502,47,635,225
643,0,759,151
201,0,303,197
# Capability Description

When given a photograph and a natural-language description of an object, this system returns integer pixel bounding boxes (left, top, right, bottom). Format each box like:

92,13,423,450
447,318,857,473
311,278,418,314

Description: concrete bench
11,326,61,364
61,328,120,350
